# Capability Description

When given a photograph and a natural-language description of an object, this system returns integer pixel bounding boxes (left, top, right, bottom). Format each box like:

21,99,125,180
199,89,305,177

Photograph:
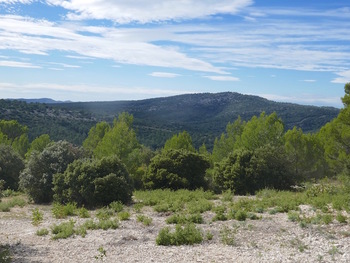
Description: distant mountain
51,92,340,149
9,98,71,104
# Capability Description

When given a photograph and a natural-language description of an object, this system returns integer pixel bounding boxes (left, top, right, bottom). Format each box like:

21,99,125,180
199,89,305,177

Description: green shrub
136,215,152,226
144,149,210,190
20,141,83,203
235,210,247,221
32,208,44,226
53,155,133,207
36,228,49,236
77,207,90,218
118,211,130,221
109,201,124,213
220,226,237,246
166,213,203,224
52,203,77,219
0,197,26,212
288,211,300,222
97,218,119,230
156,224,203,246
51,220,75,240
96,208,114,220
336,213,347,223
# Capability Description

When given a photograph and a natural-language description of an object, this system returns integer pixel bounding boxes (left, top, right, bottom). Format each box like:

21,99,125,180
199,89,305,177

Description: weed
287,211,300,222
118,211,130,221
94,246,107,261
156,223,203,246
96,207,114,220
322,214,333,225
36,228,49,236
235,210,247,221
166,213,203,224
133,203,144,213
205,231,213,241
52,203,76,219
97,218,119,230
31,208,43,226
220,225,237,246
51,220,75,240
109,201,124,213
222,189,233,202
336,213,347,223
136,215,152,226
0,197,26,212
77,207,90,218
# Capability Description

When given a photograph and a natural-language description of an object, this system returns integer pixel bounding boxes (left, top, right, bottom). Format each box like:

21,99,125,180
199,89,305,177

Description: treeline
1,84,349,206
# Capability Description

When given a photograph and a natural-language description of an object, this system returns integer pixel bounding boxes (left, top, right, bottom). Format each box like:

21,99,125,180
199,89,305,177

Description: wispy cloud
149,72,180,78
332,70,350,84
301,79,316,82
48,0,253,23
0,60,40,68
204,75,240,81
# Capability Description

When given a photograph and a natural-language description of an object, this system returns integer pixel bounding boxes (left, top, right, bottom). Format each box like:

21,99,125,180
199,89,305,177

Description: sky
0,1,349,108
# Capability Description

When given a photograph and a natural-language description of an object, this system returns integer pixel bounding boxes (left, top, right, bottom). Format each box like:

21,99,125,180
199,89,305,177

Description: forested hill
1,92,340,149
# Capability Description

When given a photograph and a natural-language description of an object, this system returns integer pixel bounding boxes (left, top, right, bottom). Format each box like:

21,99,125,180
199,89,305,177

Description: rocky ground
1,200,350,263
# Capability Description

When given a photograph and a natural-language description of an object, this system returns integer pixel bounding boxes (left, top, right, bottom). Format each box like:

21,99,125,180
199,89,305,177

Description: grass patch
31,208,43,226
166,213,203,224
51,220,75,240
52,203,77,219
36,228,49,236
136,215,152,226
0,197,26,212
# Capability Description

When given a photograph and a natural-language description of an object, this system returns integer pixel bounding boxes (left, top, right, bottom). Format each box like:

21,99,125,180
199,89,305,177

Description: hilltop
1,92,339,149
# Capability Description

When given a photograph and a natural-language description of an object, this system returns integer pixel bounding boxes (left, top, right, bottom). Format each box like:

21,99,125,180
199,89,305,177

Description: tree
94,113,141,170
82,121,110,154
144,149,210,190
212,117,245,162
238,112,284,150
284,127,326,181
0,120,27,141
163,131,196,152
53,155,133,206
19,141,84,203
213,145,293,195
12,134,30,158
25,134,51,159
0,144,24,190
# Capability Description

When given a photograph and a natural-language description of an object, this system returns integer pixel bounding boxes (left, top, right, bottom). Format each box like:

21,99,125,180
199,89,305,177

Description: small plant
94,246,107,261
287,211,300,222
133,203,144,213
220,226,237,246
222,189,233,202
109,201,124,213
118,211,130,221
97,218,119,230
136,215,152,226
0,197,26,212
322,214,333,225
235,210,247,221
31,208,44,226
336,212,347,223
166,213,203,224
77,207,90,218
205,231,214,241
156,224,203,246
51,220,75,240
96,207,114,220
36,228,49,236
52,203,77,219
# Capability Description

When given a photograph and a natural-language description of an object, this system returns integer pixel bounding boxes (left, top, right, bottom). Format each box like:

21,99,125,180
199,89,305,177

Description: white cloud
204,75,240,81
0,15,226,74
302,79,316,82
48,0,253,23
332,70,350,84
149,72,180,78
0,0,33,3
257,93,342,107
0,82,193,101
0,60,41,68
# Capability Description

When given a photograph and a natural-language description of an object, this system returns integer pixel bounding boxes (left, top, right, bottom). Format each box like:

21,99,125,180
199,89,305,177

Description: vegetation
156,223,203,246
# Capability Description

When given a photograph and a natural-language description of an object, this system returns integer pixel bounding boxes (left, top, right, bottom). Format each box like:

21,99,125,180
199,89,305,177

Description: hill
0,92,340,148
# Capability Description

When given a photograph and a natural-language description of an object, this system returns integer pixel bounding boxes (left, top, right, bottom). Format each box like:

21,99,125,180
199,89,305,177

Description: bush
19,141,83,203
36,228,49,236
143,149,210,190
0,144,24,190
156,224,203,246
53,155,133,207
51,220,75,240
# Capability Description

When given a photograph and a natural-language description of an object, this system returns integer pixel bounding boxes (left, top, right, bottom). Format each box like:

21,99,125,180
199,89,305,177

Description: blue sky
0,0,349,107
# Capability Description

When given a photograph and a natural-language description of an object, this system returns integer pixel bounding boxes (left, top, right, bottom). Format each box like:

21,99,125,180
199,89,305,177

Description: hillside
1,92,340,149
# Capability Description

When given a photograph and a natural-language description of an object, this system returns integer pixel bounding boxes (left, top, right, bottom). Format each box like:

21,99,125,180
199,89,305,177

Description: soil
1,200,350,263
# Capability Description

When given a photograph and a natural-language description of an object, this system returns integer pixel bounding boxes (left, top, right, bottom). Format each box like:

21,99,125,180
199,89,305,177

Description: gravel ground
1,202,350,263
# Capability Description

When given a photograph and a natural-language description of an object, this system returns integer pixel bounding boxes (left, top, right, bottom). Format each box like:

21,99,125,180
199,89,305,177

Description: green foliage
213,145,293,195
109,201,124,213
0,197,26,212
95,246,107,261
32,208,44,226
52,203,77,219
53,155,133,207
77,207,90,218
51,220,76,240
166,213,203,224
19,140,83,203
96,207,114,220
163,131,196,152
25,134,51,159
144,149,210,190
82,121,110,154
0,144,24,190
136,215,152,226
36,228,49,236
156,224,203,246
220,225,237,246
0,119,28,141
118,211,130,221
